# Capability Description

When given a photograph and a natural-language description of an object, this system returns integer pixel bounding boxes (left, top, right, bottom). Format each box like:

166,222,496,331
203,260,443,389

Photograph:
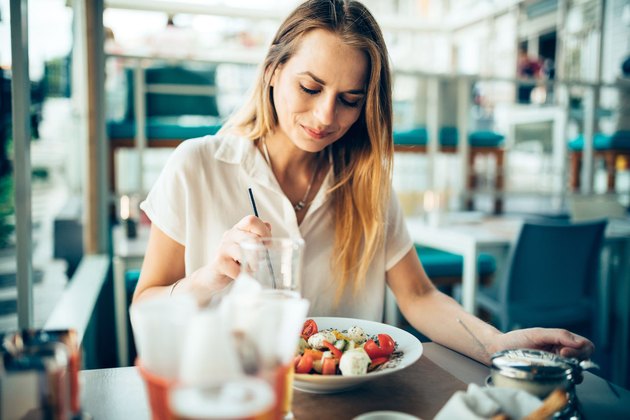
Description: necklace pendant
294,201,306,211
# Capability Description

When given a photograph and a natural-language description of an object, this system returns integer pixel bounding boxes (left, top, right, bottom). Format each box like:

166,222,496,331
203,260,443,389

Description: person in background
133,0,593,365
516,45,542,103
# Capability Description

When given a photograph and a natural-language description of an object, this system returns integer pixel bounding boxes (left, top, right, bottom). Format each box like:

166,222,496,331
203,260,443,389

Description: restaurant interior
1,0,630,418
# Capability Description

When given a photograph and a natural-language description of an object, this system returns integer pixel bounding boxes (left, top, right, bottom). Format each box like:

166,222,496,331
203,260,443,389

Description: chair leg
466,150,476,211
604,152,616,193
494,149,504,214
570,152,581,191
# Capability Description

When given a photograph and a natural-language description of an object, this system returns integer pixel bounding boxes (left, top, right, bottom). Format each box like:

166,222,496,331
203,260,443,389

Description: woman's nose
314,95,336,126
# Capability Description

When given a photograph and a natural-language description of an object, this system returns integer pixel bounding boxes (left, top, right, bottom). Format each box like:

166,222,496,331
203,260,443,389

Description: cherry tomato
322,340,343,359
363,334,396,359
301,319,318,340
295,354,314,374
321,358,337,375
377,334,395,356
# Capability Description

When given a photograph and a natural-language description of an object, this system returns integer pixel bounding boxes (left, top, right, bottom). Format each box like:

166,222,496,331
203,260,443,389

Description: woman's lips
302,125,329,140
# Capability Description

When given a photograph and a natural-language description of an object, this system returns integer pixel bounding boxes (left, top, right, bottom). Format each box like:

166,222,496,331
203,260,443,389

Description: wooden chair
393,126,505,213
568,131,630,193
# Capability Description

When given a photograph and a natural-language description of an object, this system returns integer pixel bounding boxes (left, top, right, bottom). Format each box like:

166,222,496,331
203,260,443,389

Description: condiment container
490,349,597,398
1,329,81,419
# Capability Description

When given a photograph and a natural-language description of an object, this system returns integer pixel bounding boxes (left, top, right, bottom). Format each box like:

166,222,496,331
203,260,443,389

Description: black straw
248,187,259,217
247,187,277,288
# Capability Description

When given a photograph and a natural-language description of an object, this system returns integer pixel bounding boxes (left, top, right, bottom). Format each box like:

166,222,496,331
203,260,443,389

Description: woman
134,0,593,364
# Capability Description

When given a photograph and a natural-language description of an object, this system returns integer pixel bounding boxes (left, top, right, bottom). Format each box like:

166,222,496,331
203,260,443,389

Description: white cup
179,309,244,386
129,293,197,379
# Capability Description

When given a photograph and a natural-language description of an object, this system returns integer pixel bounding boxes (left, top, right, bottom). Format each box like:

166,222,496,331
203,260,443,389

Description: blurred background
1,0,629,387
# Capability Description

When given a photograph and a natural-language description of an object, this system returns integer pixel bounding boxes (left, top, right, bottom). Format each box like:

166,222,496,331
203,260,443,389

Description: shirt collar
213,133,334,217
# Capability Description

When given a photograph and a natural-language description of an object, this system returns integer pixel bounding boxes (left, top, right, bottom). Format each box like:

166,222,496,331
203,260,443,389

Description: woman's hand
491,328,594,361
189,215,272,301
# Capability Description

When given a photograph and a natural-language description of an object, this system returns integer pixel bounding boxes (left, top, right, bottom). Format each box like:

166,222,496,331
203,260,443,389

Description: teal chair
439,127,505,213
475,219,607,336
393,127,428,151
568,131,630,193
107,65,223,192
415,244,496,291
108,64,223,142
393,126,506,213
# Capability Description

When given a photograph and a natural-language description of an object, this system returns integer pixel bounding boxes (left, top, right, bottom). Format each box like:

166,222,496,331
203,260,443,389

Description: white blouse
140,134,413,321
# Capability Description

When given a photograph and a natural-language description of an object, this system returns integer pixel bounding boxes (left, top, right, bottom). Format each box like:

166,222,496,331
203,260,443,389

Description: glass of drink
223,289,309,419
169,378,275,420
238,237,305,292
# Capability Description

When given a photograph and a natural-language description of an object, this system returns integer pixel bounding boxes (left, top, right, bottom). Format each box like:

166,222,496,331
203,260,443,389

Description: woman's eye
339,97,360,108
300,85,319,95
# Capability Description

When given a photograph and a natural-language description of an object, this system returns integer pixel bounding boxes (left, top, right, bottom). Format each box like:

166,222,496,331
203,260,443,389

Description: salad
294,319,399,376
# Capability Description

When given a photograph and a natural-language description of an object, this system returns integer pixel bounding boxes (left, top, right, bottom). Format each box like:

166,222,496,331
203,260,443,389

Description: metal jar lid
490,349,576,381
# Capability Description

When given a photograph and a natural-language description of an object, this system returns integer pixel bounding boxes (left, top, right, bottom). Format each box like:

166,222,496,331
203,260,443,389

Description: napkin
130,293,198,379
434,383,542,420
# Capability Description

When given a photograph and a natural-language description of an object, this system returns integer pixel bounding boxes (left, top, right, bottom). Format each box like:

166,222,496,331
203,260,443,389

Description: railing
106,52,630,207
393,70,629,202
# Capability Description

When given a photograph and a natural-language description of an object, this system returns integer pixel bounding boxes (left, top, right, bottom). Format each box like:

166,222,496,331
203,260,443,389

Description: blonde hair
222,0,393,301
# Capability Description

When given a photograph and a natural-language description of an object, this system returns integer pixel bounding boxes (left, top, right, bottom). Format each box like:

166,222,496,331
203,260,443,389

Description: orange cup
136,360,176,420
270,363,294,419
169,378,276,420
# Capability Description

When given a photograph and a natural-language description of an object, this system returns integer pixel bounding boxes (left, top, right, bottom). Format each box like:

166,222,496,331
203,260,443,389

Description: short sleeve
139,139,202,245
384,189,414,271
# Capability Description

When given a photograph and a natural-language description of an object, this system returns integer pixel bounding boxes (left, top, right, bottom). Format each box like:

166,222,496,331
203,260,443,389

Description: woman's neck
260,133,320,179
259,133,329,217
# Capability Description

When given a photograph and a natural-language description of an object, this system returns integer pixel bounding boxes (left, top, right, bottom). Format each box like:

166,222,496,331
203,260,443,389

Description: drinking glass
169,378,276,420
223,290,309,420
239,237,305,292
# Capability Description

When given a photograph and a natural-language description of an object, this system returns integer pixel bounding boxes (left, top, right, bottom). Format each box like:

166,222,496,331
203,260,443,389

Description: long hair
222,0,393,301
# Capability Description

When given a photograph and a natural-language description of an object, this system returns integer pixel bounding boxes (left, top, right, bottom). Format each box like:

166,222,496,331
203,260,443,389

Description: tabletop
79,342,630,420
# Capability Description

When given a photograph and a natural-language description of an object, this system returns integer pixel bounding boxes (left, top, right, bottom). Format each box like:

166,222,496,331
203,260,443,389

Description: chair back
498,219,607,331
124,64,219,120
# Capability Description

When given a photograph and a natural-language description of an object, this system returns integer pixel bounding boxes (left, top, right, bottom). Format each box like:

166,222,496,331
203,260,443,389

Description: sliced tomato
322,340,343,359
321,357,337,375
303,348,323,361
368,356,389,371
295,354,314,374
301,319,318,340
363,334,396,360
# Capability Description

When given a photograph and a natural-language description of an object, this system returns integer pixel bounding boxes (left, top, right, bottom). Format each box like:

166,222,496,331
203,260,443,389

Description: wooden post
84,0,110,253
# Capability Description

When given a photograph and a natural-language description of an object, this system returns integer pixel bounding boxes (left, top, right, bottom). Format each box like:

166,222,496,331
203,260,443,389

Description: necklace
261,139,321,212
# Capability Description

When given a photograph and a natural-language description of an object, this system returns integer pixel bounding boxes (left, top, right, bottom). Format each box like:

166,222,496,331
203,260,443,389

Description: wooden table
79,342,630,419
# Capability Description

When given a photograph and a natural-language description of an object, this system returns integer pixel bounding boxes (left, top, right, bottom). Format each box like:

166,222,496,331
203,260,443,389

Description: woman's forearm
400,289,502,365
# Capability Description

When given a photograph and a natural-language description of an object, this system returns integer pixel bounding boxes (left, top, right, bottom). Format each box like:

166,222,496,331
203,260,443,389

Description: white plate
353,411,422,420
293,317,423,394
